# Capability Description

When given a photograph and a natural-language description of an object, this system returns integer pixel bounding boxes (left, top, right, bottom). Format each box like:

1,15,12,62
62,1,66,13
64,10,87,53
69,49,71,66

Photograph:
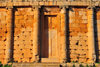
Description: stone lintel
32,5,41,11
59,5,69,9
6,6,13,10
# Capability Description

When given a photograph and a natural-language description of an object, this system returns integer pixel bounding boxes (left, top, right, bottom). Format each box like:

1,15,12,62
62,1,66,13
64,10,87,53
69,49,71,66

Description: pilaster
60,6,68,63
87,6,96,63
5,6,13,64
33,5,40,62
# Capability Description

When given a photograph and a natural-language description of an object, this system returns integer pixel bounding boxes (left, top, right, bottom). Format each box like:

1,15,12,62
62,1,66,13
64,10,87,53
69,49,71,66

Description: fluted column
60,6,67,63
87,6,96,63
5,6,13,64
33,6,40,62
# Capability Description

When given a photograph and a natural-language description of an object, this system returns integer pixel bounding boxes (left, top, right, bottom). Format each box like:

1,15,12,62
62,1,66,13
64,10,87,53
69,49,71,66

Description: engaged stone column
87,6,96,63
60,6,67,63
33,6,40,62
5,6,13,63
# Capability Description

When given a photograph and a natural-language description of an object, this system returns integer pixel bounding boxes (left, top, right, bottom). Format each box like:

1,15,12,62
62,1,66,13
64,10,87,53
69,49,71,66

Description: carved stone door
41,15,60,62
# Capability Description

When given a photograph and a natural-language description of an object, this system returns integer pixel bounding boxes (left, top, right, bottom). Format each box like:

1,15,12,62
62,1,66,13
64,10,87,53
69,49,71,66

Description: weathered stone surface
0,8,7,64
14,8,34,63
0,0,100,65
68,7,88,63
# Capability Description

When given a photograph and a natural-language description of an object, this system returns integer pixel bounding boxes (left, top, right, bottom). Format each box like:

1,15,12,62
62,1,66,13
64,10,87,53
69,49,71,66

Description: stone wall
0,8,7,63
68,7,88,63
0,1,100,64
14,8,34,62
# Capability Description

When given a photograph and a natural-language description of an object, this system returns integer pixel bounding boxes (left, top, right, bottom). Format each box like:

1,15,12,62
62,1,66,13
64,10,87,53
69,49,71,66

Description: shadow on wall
10,7,15,62
66,8,70,62
94,7,99,63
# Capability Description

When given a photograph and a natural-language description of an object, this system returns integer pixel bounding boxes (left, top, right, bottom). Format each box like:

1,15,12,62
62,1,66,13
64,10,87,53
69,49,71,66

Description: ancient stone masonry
0,8,7,64
0,0,100,64
68,7,88,63
14,7,34,63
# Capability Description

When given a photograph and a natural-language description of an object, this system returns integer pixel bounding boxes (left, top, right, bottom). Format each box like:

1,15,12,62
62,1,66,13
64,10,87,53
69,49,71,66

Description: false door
41,15,60,62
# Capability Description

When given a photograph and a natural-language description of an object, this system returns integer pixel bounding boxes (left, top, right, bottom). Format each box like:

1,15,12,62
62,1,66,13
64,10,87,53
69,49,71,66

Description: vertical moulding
87,6,96,63
33,6,40,62
60,6,68,63
5,6,14,64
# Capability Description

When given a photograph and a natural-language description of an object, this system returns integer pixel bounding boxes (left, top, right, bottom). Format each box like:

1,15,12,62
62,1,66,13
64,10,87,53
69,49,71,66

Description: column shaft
5,7,13,63
33,7,40,62
87,8,96,63
60,7,67,63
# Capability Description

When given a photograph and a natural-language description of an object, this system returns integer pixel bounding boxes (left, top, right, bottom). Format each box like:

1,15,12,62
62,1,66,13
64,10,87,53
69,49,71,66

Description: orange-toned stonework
69,8,88,63
0,0,100,66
